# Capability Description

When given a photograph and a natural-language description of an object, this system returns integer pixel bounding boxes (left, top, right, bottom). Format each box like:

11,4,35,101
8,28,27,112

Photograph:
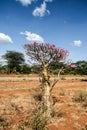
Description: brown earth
0,74,87,130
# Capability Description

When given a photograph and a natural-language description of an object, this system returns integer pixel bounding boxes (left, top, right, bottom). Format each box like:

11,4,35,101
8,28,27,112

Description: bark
42,66,53,119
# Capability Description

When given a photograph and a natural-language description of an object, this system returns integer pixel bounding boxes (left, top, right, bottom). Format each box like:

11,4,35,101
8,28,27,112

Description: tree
31,64,42,74
19,64,31,74
75,61,87,75
24,42,68,119
49,61,66,74
3,51,25,73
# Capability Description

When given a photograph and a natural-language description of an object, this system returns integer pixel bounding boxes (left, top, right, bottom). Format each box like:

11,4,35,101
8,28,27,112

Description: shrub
30,110,47,130
0,116,11,130
85,124,87,130
82,100,87,108
56,110,65,118
17,119,30,130
33,93,42,102
81,79,87,82
59,89,65,96
73,90,87,103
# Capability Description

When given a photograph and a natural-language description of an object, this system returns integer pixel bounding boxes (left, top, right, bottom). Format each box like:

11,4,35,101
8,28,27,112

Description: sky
0,0,87,64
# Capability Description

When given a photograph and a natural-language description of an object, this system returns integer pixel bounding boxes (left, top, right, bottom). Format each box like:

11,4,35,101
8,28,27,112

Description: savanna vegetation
0,50,87,75
0,43,87,130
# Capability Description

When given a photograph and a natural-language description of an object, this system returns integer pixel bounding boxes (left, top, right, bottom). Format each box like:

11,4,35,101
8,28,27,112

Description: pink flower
58,49,65,54
62,56,66,60
42,43,47,47
24,44,30,50
50,44,55,48
70,64,76,68
51,44,55,47
34,42,38,46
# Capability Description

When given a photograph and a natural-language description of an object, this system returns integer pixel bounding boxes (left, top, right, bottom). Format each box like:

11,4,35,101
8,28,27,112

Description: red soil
0,74,87,130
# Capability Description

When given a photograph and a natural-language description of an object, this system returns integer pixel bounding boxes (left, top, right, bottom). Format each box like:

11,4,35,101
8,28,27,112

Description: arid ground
0,74,87,130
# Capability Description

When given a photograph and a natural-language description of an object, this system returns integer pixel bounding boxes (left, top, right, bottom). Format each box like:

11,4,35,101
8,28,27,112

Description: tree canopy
2,51,25,73
24,42,69,67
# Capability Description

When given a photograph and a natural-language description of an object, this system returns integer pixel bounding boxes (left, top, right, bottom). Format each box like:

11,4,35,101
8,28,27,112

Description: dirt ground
0,74,87,130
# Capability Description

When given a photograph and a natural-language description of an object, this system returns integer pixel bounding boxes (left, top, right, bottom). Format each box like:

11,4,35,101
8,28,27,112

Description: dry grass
0,74,87,130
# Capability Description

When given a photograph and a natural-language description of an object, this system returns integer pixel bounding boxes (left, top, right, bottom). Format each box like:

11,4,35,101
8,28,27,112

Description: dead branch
50,67,64,92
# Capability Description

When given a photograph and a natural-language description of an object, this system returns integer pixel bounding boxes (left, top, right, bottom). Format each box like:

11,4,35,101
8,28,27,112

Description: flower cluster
70,64,76,68
24,42,69,64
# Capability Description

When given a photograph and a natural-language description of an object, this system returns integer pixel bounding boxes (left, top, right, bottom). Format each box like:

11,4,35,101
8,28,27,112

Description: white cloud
73,40,82,47
32,1,47,17
16,0,53,16
16,0,36,6
0,33,13,44
20,31,44,43
32,0,53,17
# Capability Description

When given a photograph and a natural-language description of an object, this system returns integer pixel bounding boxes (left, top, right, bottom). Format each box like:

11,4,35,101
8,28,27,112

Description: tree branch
50,67,63,92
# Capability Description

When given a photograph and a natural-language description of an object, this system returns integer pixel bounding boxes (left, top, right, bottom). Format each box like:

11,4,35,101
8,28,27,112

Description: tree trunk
42,66,53,119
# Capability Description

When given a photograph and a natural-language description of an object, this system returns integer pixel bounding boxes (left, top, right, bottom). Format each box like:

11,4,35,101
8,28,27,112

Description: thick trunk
42,66,53,119
43,82,53,118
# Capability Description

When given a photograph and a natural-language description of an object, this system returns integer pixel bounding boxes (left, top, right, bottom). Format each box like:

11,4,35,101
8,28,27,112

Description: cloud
16,0,53,16
0,33,13,44
16,0,36,6
20,31,44,43
32,1,47,17
73,40,82,47
32,0,53,17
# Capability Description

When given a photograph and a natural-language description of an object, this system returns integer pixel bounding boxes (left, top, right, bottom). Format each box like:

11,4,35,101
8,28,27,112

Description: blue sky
0,0,87,64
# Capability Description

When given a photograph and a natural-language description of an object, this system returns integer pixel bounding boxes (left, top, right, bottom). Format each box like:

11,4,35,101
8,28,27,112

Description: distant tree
63,61,87,75
76,61,86,67
0,62,2,69
75,61,87,75
19,64,31,74
49,61,66,74
31,64,42,74
2,51,25,73
0,62,2,73
24,42,68,119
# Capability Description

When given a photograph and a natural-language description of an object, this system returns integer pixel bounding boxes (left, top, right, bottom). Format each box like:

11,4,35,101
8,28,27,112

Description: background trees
0,50,87,75
2,51,25,73
19,64,31,74
75,61,87,75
